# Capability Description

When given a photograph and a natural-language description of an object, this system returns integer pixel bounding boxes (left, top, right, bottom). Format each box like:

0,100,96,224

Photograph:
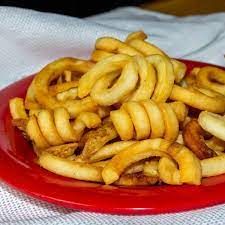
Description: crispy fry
205,137,225,152
9,97,28,120
95,37,143,56
146,54,175,102
167,143,201,185
158,157,181,185
125,31,147,42
44,143,78,158
198,111,225,141
38,152,103,182
143,160,159,177
81,121,118,159
170,85,225,113
78,54,131,98
33,58,97,118
115,172,158,186
196,66,225,95
110,100,179,141
89,141,137,163
90,61,138,106
169,101,188,122
183,119,215,159
102,139,171,184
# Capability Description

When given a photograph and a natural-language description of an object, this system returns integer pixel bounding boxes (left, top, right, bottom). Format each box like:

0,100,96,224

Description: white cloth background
0,6,225,225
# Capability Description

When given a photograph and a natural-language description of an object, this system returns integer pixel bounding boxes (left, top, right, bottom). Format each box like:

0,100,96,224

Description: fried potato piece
38,152,103,182
158,157,181,185
170,85,225,113
115,172,158,186
198,111,225,141
205,137,225,152
89,141,137,163
102,139,171,184
90,61,139,106
33,57,97,118
183,119,215,159
44,143,78,158
78,54,131,98
81,121,118,159
201,155,225,177
146,54,175,102
9,97,28,120
197,66,225,95
169,101,188,123
143,160,159,177
168,143,201,185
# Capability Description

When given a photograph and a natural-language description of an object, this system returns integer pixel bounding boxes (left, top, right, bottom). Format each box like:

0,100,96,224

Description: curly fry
110,100,179,141
197,66,225,95
33,58,97,118
102,139,172,184
170,85,225,113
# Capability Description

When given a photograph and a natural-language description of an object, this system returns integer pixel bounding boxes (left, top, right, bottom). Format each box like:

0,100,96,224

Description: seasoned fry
183,119,214,159
81,121,118,159
38,152,103,182
102,139,171,184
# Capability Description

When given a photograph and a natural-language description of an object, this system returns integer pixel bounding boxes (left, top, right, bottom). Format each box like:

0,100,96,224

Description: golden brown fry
170,85,225,113
110,100,180,141
158,103,179,142
90,61,138,106
125,31,147,42
158,157,181,185
168,143,201,185
115,172,158,186
81,121,118,159
169,101,188,123
56,88,78,101
25,78,41,110
34,58,97,118
44,143,78,158
95,37,143,56
91,50,114,62
102,138,171,184
9,97,28,120
205,137,225,152
26,115,50,149
89,141,137,163
121,55,156,102
49,81,78,96
78,54,131,98
143,160,159,177
38,152,103,182
146,54,175,102
196,66,225,95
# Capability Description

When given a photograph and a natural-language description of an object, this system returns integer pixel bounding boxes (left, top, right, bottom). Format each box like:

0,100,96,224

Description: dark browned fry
183,119,215,159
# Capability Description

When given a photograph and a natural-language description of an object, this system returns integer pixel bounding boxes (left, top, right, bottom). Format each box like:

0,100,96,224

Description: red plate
0,59,225,215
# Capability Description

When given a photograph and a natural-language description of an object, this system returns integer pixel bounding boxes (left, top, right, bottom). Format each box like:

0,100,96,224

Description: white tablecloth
0,6,225,225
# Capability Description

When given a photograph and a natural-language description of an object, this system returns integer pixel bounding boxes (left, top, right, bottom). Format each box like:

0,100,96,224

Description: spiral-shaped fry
26,107,101,149
110,100,184,141
196,66,225,95
33,57,97,118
